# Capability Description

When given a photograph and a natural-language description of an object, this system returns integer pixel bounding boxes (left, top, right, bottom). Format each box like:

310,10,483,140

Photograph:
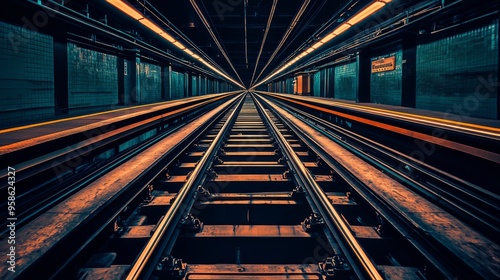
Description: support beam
402,35,417,108
53,32,68,115
356,51,371,103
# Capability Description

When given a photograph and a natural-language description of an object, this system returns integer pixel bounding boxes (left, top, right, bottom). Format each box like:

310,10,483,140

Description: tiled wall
326,67,335,98
200,77,206,95
370,50,403,106
139,62,161,103
192,75,198,96
334,62,358,101
67,43,117,113
313,71,321,97
171,70,185,99
416,20,498,119
0,22,54,127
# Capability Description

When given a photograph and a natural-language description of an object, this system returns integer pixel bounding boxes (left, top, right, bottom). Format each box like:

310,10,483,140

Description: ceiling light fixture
311,41,323,49
173,41,186,50
107,0,143,20
332,23,351,35
183,48,194,55
159,32,176,43
252,0,392,89
347,1,386,26
138,18,163,34
106,0,244,89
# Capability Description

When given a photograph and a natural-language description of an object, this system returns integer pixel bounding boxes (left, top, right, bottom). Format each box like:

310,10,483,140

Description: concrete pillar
402,34,417,108
356,51,371,102
117,57,125,105
185,71,190,97
123,50,140,105
497,23,500,120
162,64,171,100
53,32,68,115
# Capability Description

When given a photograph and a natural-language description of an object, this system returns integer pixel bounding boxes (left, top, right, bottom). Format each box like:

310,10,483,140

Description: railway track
10,92,498,279
0,93,237,238
259,93,500,241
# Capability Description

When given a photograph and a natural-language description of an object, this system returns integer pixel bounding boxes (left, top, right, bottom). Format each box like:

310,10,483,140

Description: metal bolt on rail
290,185,306,198
144,185,154,203
180,213,203,233
214,156,224,164
155,255,186,279
113,215,125,235
208,168,218,179
302,212,326,232
319,255,351,279
196,186,212,198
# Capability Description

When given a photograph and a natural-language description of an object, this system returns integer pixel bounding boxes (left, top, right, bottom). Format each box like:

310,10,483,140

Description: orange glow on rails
0,94,234,154
265,93,500,164
0,93,238,135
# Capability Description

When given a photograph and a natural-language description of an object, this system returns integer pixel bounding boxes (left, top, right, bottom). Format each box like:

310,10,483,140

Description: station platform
0,93,237,151
261,92,500,136
3,92,498,154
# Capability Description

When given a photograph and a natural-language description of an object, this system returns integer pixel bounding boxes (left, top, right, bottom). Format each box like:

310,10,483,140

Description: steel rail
127,92,247,280
45,94,245,279
252,93,383,280
255,93,464,279
0,93,238,237
263,94,500,238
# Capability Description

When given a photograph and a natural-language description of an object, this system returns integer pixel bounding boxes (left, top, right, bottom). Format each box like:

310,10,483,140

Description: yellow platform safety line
331,101,500,134
261,92,500,164
0,95,225,135
0,106,137,134
264,92,500,135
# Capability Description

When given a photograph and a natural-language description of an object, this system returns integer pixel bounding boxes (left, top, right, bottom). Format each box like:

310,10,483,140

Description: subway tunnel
0,0,499,279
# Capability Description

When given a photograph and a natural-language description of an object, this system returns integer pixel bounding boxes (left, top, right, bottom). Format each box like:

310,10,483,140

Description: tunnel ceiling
54,0,422,88
133,0,356,88
5,0,490,89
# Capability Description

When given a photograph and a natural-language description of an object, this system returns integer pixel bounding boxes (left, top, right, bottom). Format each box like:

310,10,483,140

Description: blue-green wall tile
416,20,498,119
370,50,403,106
334,62,357,100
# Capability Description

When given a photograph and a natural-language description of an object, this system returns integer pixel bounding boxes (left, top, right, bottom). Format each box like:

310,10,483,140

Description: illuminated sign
371,56,396,73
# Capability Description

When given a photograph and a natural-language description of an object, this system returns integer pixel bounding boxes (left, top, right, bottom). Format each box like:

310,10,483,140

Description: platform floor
1,93,499,153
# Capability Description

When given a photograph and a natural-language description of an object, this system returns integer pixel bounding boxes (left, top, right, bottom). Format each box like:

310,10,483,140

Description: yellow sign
371,56,396,73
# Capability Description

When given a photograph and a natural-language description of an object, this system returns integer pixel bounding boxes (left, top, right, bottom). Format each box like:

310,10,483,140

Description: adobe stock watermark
352,0,404,35
301,235,335,266
213,0,243,21
51,124,116,182
8,0,70,53
189,130,262,217
399,73,499,174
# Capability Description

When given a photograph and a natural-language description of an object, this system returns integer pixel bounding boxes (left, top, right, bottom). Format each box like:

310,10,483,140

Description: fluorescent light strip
333,23,351,35
320,32,336,43
106,0,244,88
139,18,163,34
107,0,143,20
173,41,186,50
254,0,392,88
159,32,176,43
311,41,323,49
347,1,385,25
